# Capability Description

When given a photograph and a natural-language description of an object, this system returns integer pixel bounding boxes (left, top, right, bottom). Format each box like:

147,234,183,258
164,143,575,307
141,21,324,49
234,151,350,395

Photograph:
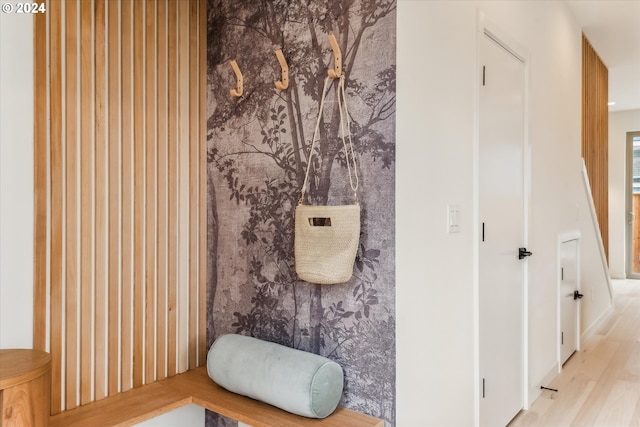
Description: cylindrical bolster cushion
206,334,344,419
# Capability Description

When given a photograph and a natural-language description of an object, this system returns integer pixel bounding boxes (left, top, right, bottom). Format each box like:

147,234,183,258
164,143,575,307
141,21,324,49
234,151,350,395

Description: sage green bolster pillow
206,334,344,419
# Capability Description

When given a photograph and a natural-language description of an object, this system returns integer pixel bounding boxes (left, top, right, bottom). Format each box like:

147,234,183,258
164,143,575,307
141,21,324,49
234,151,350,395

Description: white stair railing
581,158,614,301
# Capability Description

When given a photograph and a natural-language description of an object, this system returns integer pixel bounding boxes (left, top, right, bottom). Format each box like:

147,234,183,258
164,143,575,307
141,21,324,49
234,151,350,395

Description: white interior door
560,238,580,365
479,32,526,427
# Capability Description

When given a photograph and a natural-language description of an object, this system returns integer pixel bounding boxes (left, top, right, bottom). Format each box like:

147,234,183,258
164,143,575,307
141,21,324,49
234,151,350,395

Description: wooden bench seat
49,367,384,427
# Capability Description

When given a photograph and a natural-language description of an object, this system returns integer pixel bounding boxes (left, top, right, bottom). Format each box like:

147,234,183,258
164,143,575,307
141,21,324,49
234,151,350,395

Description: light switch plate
448,204,460,233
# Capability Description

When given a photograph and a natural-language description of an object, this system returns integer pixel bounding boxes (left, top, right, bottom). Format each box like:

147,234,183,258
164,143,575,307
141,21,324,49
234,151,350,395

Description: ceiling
566,0,640,112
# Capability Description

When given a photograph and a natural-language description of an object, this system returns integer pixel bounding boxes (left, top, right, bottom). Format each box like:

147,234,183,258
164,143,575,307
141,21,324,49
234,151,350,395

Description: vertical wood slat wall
33,0,207,414
582,34,609,260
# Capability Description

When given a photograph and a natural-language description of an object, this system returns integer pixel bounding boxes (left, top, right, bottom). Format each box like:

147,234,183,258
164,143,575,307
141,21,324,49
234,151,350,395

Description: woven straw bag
295,75,360,285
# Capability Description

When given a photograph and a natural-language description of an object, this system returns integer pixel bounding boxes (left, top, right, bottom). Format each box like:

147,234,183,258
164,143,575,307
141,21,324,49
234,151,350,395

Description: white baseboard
528,362,559,408
581,305,614,344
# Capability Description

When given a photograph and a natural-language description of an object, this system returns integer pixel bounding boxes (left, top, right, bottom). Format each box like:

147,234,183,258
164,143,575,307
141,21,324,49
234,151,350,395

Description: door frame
474,12,531,426
557,232,581,371
626,131,640,279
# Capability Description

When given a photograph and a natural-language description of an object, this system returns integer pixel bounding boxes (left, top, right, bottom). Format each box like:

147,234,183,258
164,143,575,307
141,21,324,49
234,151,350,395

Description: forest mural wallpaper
205,1,396,425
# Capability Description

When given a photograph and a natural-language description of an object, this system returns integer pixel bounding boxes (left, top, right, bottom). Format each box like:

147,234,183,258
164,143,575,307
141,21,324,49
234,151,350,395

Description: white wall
396,1,477,424
398,1,611,425
608,109,640,278
0,0,34,350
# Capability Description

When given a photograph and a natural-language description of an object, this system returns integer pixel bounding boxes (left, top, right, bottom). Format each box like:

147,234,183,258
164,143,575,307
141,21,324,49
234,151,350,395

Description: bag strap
299,75,359,205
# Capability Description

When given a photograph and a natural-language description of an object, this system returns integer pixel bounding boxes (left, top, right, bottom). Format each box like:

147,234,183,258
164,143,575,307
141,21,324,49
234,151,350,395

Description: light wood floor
509,279,640,427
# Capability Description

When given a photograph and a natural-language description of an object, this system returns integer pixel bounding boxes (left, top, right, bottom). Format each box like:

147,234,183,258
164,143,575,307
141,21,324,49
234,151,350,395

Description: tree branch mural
206,0,396,425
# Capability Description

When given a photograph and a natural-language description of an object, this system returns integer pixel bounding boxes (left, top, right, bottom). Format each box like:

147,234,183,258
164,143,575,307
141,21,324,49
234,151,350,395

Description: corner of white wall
0,5,34,349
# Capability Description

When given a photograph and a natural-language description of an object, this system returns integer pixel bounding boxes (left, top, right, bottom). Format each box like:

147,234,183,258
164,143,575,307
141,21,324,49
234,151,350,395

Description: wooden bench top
0,349,51,390
49,366,384,427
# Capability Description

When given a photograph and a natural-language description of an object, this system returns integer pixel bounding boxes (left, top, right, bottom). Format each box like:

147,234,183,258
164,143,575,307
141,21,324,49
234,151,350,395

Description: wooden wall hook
327,34,342,79
229,60,243,97
274,49,289,90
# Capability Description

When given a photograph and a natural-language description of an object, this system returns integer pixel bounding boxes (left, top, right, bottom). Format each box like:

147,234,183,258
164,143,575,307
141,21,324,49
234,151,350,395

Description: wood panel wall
33,0,207,414
582,34,609,260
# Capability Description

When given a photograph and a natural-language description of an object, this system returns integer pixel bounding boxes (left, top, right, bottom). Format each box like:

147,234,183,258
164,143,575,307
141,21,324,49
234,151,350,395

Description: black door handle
573,290,584,300
518,247,533,259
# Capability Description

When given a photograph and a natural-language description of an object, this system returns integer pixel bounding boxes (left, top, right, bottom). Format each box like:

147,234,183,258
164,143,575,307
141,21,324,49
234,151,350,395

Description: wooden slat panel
582,34,609,260
49,0,64,414
145,0,158,386
198,0,207,366
121,0,134,393
33,1,47,354
95,0,108,401
80,0,94,405
167,0,178,378
107,0,120,397
599,61,608,259
133,0,145,389
36,0,207,408
188,0,198,370
177,0,190,374
156,0,168,381
65,0,79,410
